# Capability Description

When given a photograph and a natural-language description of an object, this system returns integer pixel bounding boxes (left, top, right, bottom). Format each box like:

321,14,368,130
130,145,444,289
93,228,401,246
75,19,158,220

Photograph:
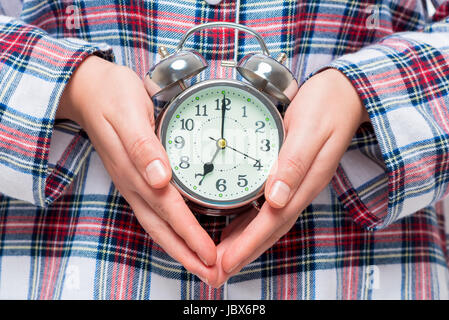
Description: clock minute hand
221,92,226,140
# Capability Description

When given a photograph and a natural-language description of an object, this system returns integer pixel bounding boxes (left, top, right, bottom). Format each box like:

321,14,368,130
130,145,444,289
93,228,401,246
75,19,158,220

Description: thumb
109,90,172,189
264,117,328,209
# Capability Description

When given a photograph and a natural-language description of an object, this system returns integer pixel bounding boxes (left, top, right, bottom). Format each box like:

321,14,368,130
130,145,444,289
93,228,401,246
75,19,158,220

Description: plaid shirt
0,0,449,300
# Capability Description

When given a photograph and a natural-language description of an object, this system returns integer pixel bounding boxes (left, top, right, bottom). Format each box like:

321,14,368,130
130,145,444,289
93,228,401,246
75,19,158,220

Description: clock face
159,80,284,209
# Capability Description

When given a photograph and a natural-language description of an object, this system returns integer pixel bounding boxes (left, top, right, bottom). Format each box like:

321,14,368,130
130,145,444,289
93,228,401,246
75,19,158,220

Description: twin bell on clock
144,22,299,216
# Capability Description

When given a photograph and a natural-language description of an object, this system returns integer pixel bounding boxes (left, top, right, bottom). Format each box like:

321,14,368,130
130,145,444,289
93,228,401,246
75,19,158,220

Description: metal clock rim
156,79,285,211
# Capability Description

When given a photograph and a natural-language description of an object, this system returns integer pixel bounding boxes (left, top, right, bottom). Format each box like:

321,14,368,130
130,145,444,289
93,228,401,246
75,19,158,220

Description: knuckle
137,185,184,224
151,200,166,218
276,210,291,226
284,155,307,181
105,157,134,186
274,218,294,239
142,217,166,239
151,195,182,223
128,135,155,163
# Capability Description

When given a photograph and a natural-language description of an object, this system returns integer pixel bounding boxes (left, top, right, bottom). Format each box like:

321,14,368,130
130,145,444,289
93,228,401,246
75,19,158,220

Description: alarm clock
144,22,298,215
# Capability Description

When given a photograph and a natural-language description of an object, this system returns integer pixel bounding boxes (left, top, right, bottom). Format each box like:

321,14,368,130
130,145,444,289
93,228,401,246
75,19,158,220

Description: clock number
261,139,271,152
195,104,208,117
253,160,263,171
216,179,227,192
242,105,248,118
179,156,190,169
237,175,248,188
181,118,194,131
215,98,231,111
174,136,185,149
255,120,265,133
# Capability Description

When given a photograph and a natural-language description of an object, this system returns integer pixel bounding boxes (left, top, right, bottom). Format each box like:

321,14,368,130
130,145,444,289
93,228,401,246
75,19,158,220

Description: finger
221,202,285,273
264,97,329,209
90,116,217,267
106,87,171,189
222,135,344,273
194,210,257,288
217,214,298,285
213,209,289,287
220,210,258,242
138,183,218,267
213,211,258,287
279,131,350,218
143,76,162,97
125,190,218,285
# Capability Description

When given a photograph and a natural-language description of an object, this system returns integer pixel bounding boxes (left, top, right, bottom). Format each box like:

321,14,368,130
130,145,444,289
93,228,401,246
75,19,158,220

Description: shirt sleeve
0,0,22,17
0,15,114,207
314,2,449,230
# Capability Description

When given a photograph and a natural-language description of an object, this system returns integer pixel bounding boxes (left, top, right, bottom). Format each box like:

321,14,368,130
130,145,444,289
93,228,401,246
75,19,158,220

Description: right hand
57,55,218,285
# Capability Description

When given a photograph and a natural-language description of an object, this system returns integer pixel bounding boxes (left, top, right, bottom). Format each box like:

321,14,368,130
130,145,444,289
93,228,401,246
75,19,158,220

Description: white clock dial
159,80,284,209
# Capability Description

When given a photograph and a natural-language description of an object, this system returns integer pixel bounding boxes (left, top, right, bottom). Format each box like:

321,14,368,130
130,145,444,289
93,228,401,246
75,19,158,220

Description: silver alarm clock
145,22,298,215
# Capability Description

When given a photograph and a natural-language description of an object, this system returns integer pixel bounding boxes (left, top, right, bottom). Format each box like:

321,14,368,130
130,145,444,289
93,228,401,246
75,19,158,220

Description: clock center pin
217,138,227,149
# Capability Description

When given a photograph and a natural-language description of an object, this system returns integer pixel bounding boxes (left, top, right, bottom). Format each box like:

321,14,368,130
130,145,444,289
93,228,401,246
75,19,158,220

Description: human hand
57,55,218,284
213,68,369,285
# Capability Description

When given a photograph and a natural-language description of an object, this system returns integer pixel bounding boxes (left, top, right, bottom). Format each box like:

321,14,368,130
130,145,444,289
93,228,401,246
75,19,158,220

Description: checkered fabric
0,0,449,299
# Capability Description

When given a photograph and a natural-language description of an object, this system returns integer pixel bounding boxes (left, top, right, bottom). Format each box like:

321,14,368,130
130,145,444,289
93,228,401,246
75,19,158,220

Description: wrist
57,55,114,125
316,68,369,125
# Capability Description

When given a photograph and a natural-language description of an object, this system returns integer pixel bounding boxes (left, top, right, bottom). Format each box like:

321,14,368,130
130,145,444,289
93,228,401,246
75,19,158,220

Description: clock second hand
208,137,260,163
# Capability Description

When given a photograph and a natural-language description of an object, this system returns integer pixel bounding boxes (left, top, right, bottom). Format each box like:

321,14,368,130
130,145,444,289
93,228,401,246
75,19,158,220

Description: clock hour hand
195,144,221,185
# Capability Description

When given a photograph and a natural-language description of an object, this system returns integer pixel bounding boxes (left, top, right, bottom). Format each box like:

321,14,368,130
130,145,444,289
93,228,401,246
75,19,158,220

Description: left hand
209,68,370,287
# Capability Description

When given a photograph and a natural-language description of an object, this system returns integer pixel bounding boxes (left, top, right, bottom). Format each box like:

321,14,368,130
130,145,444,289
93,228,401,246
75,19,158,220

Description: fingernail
226,263,239,274
268,180,291,207
198,275,209,285
146,159,169,187
199,254,210,267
